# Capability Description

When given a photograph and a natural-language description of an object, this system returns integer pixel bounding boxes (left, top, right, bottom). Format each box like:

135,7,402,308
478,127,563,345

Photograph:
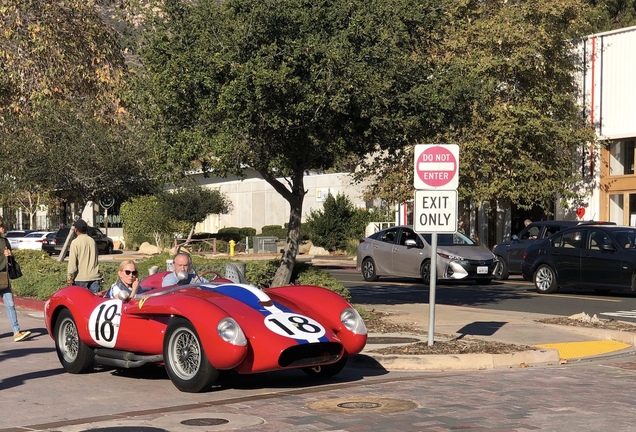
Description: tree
0,1,154,212
359,0,598,235
137,0,443,285
158,185,232,244
432,0,597,216
121,195,171,248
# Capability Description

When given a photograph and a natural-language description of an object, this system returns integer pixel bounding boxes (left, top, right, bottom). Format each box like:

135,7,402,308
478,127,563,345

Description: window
609,139,635,176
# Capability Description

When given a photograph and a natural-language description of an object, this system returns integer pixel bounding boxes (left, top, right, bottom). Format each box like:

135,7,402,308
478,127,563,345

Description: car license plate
477,266,488,274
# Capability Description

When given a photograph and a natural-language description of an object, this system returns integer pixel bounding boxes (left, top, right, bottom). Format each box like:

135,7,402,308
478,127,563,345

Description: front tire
421,260,432,285
164,317,218,393
534,264,558,294
493,257,509,280
361,258,379,282
54,309,95,374
303,356,348,378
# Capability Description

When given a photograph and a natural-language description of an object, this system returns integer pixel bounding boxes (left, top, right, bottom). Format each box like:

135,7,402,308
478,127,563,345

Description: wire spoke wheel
163,317,218,392
168,328,202,380
59,318,79,363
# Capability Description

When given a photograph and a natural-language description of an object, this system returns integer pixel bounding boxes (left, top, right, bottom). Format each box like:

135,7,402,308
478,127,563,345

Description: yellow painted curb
535,340,630,359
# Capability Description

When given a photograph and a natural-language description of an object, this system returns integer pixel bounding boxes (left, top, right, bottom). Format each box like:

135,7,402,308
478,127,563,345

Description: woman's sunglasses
124,270,138,276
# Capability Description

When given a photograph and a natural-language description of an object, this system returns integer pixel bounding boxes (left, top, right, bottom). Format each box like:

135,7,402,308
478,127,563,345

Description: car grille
279,342,343,367
465,258,496,266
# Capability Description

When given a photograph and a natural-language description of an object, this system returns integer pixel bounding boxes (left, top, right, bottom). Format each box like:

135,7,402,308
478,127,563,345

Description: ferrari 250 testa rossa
44,270,367,392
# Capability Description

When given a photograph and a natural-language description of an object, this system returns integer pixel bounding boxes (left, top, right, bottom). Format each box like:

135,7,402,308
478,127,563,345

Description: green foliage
431,0,598,212
121,195,173,248
293,265,351,301
137,0,442,286
10,251,349,300
305,193,367,252
261,225,287,239
584,0,636,32
158,185,231,230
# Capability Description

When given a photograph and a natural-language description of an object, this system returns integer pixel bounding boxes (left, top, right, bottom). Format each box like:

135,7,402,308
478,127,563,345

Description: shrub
9,252,350,301
304,193,358,252
261,225,287,239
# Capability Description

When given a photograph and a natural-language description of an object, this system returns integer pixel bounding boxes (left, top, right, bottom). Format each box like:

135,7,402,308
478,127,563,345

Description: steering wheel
196,270,223,281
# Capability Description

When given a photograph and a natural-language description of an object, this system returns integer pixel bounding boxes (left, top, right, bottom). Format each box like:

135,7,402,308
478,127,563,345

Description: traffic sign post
413,144,459,346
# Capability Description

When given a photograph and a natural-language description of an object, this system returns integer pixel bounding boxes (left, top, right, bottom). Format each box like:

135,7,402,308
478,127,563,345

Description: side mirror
404,239,417,247
601,243,616,251
117,290,130,301
512,235,519,241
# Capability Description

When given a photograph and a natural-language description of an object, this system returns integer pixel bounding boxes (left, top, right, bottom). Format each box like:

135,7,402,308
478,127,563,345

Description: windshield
421,232,475,246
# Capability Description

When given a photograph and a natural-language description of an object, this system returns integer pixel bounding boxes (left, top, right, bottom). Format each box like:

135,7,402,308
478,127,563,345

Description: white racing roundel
88,299,123,348
264,312,326,341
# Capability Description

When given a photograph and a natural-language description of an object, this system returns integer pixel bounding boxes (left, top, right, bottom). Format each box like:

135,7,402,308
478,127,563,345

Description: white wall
190,170,369,233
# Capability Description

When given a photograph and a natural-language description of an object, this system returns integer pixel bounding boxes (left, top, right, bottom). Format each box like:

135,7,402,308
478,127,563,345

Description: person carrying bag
7,253,22,280
0,219,32,342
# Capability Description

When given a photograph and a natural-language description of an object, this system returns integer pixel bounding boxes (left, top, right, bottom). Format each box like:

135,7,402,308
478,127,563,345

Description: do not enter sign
413,144,459,190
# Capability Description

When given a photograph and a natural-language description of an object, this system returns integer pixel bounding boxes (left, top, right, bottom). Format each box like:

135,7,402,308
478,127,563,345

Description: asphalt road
329,268,636,321
4,308,636,431
4,264,636,431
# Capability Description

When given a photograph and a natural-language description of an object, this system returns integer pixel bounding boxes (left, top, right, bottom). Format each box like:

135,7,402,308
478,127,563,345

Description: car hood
438,245,496,260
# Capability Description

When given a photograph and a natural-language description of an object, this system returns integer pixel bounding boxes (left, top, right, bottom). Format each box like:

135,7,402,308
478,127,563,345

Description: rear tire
493,258,509,280
361,258,379,282
164,317,218,393
54,309,95,374
534,264,558,294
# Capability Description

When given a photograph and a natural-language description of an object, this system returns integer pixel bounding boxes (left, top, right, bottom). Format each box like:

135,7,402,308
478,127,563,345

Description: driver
162,252,208,287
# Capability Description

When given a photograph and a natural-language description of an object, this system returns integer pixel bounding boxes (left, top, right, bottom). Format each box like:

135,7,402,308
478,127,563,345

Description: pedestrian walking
0,219,32,342
67,219,101,293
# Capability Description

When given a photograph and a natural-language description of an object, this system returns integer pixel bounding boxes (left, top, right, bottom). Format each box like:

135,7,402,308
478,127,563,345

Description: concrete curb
351,348,560,371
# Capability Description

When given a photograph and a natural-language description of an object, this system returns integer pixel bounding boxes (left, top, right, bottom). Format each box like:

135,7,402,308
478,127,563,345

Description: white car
16,231,55,250
5,230,34,249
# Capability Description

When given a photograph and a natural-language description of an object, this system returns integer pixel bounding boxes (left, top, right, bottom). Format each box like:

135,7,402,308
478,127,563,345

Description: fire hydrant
229,239,236,257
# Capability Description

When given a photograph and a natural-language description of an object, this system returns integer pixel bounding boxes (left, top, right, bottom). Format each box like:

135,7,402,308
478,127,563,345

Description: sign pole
413,143,460,347
428,233,437,346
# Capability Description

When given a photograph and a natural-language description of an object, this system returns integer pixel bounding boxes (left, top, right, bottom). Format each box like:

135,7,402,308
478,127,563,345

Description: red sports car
44,270,367,392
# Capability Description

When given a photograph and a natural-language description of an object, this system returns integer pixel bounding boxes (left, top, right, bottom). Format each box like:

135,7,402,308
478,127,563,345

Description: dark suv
492,221,614,280
43,226,114,256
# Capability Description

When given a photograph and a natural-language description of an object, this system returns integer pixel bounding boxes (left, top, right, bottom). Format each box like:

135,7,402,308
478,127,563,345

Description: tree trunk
267,171,305,288
271,197,303,287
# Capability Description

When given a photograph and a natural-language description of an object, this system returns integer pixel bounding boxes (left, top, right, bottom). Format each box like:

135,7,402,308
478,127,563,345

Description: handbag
7,255,23,280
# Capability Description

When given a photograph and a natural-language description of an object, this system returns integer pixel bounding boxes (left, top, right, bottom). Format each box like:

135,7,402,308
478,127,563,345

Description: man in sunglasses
162,252,208,287
106,260,140,299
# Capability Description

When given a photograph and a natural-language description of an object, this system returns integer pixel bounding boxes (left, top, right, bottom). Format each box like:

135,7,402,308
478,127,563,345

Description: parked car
521,224,636,294
357,225,497,285
43,226,114,256
44,269,367,392
492,221,614,280
16,231,55,250
4,230,35,249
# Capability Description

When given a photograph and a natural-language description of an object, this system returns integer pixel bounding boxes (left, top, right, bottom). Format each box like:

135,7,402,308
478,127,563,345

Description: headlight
217,318,247,346
341,308,367,335
438,252,463,261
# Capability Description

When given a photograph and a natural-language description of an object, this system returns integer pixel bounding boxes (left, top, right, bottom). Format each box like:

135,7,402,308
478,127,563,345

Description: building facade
579,26,636,224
